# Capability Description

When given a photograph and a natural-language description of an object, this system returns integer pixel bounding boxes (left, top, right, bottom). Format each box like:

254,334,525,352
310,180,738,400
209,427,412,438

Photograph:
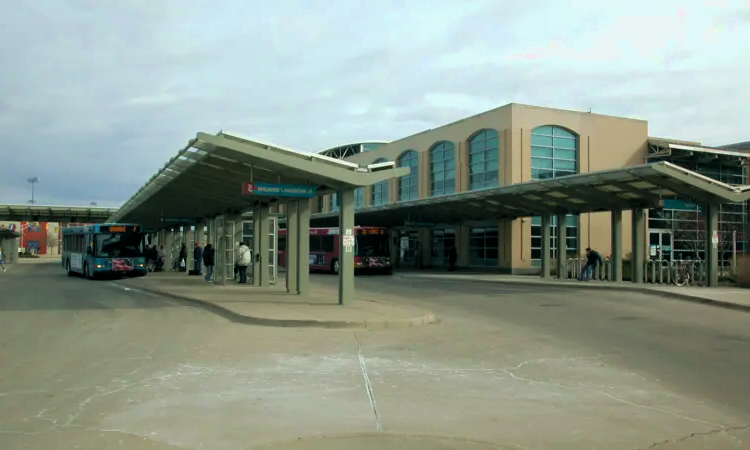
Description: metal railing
563,257,706,286
565,258,613,281
644,259,705,286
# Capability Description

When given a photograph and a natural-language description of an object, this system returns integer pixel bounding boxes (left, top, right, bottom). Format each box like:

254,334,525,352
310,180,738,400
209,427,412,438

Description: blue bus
61,223,148,278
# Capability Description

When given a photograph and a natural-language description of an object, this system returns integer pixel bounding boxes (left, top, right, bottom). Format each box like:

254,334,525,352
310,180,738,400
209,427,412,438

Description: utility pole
27,177,39,204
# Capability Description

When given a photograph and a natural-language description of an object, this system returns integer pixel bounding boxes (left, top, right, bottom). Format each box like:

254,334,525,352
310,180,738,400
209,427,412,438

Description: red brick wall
21,222,48,254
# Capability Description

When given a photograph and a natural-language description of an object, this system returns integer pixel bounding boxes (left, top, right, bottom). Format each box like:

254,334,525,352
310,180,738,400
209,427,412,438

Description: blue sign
243,182,316,198
661,199,702,211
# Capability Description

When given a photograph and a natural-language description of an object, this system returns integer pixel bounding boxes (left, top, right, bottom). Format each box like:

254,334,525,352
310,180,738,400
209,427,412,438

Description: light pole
27,177,39,204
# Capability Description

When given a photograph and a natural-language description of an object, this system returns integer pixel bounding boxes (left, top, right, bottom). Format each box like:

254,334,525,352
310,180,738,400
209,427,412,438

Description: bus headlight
94,264,103,268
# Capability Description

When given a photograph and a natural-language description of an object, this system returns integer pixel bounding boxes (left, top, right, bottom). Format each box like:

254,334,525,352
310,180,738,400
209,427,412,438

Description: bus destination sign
103,225,138,233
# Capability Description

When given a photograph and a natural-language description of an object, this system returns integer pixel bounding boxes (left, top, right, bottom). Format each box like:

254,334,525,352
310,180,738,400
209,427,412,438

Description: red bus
278,226,392,275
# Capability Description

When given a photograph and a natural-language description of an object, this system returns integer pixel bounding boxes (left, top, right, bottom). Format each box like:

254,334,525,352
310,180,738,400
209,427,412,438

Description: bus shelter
303,162,750,287
108,131,407,305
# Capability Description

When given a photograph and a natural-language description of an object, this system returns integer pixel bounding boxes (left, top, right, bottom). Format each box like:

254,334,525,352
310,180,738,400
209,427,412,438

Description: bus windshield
355,234,389,257
95,232,145,257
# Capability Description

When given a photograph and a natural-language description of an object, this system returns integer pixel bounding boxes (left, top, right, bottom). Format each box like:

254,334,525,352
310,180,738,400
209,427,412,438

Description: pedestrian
178,243,187,272
203,244,215,282
580,247,603,281
0,247,6,272
236,241,251,284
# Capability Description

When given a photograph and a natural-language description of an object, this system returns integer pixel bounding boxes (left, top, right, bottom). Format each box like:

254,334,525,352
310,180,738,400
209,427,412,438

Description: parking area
1,264,750,449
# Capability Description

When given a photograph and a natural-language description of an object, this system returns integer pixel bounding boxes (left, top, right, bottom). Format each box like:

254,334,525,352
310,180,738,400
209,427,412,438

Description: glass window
431,228,456,266
354,188,364,209
530,125,579,267
329,192,339,212
430,141,456,197
397,150,419,201
469,129,500,190
371,158,390,206
469,227,499,267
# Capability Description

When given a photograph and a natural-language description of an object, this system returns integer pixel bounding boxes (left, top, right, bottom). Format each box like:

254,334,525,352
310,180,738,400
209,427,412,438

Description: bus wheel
332,259,340,275
66,260,74,276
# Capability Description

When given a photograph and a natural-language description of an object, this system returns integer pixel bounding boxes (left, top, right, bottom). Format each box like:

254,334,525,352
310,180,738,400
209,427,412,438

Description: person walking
580,247,603,281
194,243,203,275
236,241,251,284
203,244,215,282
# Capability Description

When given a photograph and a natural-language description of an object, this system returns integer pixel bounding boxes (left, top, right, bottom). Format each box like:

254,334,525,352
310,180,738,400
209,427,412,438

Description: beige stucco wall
320,103,651,271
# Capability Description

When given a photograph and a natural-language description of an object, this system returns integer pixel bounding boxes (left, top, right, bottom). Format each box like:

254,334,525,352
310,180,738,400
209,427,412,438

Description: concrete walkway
112,272,436,329
397,272,750,312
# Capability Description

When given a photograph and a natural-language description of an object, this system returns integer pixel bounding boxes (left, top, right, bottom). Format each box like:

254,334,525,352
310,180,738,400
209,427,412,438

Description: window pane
531,135,553,146
533,126,553,135
554,137,577,149
485,158,499,171
531,157,553,169
531,146,553,158
553,127,576,138
555,159,576,170
556,149,576,160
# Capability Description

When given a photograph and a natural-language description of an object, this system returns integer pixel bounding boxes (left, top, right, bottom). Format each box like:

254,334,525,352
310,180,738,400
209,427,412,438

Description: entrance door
268,216,278,285
649,229,673,261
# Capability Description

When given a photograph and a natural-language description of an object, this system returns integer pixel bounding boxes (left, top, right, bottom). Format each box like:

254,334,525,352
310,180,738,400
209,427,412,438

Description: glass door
649,229,673,261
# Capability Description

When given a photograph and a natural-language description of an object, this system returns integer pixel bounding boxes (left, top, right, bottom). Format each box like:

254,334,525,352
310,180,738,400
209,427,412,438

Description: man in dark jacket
203,244,215,282
580,247,603,281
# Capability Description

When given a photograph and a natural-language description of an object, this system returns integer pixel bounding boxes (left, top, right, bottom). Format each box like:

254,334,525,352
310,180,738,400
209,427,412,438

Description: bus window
321,235,335,252
310,236,322,252
95,232,145,257
356,233,390,257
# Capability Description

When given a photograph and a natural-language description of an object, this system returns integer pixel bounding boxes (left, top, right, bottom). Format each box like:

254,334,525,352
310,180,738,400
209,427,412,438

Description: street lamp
27,177,39,204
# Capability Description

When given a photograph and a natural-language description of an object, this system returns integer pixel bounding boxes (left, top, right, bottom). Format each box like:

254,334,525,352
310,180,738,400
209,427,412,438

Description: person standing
203,244,215,282
236,241,251,283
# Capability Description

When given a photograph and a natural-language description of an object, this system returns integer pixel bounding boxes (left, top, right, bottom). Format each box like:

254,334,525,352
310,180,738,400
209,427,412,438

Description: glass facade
371,158,389,206
530,215,579,265
429,141,456,196
431,228,456,266
397,150,419,201
354,188,364,209
530,125,579,267
469,227,498,267
329,191,339,213
469,129,499,190
362,143,385,153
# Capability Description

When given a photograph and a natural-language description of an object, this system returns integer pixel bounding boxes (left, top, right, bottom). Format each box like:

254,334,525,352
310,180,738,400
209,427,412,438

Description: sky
0,0,748,207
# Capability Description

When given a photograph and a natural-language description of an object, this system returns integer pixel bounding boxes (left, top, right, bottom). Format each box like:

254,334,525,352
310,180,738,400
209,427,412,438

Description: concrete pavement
396,271,750,311
2,264,750,449
111,272,436,329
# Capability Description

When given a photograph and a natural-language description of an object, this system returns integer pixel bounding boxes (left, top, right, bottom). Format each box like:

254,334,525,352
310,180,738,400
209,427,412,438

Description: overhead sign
243,182,316,198
102,225,139,233
660,199,702,211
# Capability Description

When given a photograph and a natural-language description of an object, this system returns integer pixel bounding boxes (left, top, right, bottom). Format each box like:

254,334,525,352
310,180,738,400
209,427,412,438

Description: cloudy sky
0,0,748,207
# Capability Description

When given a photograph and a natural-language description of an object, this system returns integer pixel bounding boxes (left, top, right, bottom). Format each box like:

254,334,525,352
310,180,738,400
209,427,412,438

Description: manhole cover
248,433,520,450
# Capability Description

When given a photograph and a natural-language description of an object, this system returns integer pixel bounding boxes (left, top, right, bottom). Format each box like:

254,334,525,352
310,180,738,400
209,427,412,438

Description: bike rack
642,259,706,286
566,257,612,280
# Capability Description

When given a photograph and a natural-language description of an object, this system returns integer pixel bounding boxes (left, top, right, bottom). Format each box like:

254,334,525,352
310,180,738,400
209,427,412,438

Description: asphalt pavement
1,263,749,450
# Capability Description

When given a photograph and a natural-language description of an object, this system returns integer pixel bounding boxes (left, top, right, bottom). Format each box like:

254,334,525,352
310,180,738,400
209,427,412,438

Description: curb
111,282,438,329
396,274,750,313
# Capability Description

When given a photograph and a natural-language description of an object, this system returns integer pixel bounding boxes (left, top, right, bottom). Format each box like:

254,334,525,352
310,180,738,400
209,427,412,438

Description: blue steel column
704,203,719,287
555,213,566,278
286,201,299,294
631,209,646,283
540,215,552,279
297,199,310,297
338,188,355,305
611,210,623,282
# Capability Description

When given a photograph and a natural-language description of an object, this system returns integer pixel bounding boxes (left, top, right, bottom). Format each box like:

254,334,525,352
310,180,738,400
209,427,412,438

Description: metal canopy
0,204,118,223
109,131,408,229
306,162,750,227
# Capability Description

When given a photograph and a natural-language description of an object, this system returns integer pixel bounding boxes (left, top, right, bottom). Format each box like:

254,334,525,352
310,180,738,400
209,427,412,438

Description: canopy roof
0,204,118,223
306,161,750,227
109,131,407,229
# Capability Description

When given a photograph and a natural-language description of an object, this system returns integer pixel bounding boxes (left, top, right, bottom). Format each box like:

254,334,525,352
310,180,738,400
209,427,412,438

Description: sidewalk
112,272,437,329
396,272,750,312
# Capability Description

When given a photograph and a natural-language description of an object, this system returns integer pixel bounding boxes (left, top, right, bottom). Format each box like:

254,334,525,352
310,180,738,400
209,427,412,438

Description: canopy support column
611,209,623,282
286,201,299,294
704,203,720,287
540,215,551,279
297,199,310,297
631,208,646,284
338,189,355,305
555,213,566,279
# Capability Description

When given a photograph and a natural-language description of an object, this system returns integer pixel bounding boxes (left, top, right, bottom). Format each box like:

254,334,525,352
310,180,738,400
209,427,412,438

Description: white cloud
0,0,748,205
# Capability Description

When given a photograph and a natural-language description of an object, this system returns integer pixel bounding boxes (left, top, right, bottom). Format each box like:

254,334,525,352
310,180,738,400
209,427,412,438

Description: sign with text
342,234,355,252
243,182,316,198
101,225,139,233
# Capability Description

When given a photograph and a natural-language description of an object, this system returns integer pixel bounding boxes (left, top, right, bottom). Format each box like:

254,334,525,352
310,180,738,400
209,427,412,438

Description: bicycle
672,261,692,286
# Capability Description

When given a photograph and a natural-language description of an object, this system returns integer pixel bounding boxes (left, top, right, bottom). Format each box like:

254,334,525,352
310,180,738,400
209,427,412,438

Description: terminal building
273,103,749,274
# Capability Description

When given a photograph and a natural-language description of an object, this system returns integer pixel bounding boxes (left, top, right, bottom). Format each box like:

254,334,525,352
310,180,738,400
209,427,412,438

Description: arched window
397,150,419,201
469,129,499,190
530,125,578,179
429,141,456,197
371,158,390,206
530,125,579,267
